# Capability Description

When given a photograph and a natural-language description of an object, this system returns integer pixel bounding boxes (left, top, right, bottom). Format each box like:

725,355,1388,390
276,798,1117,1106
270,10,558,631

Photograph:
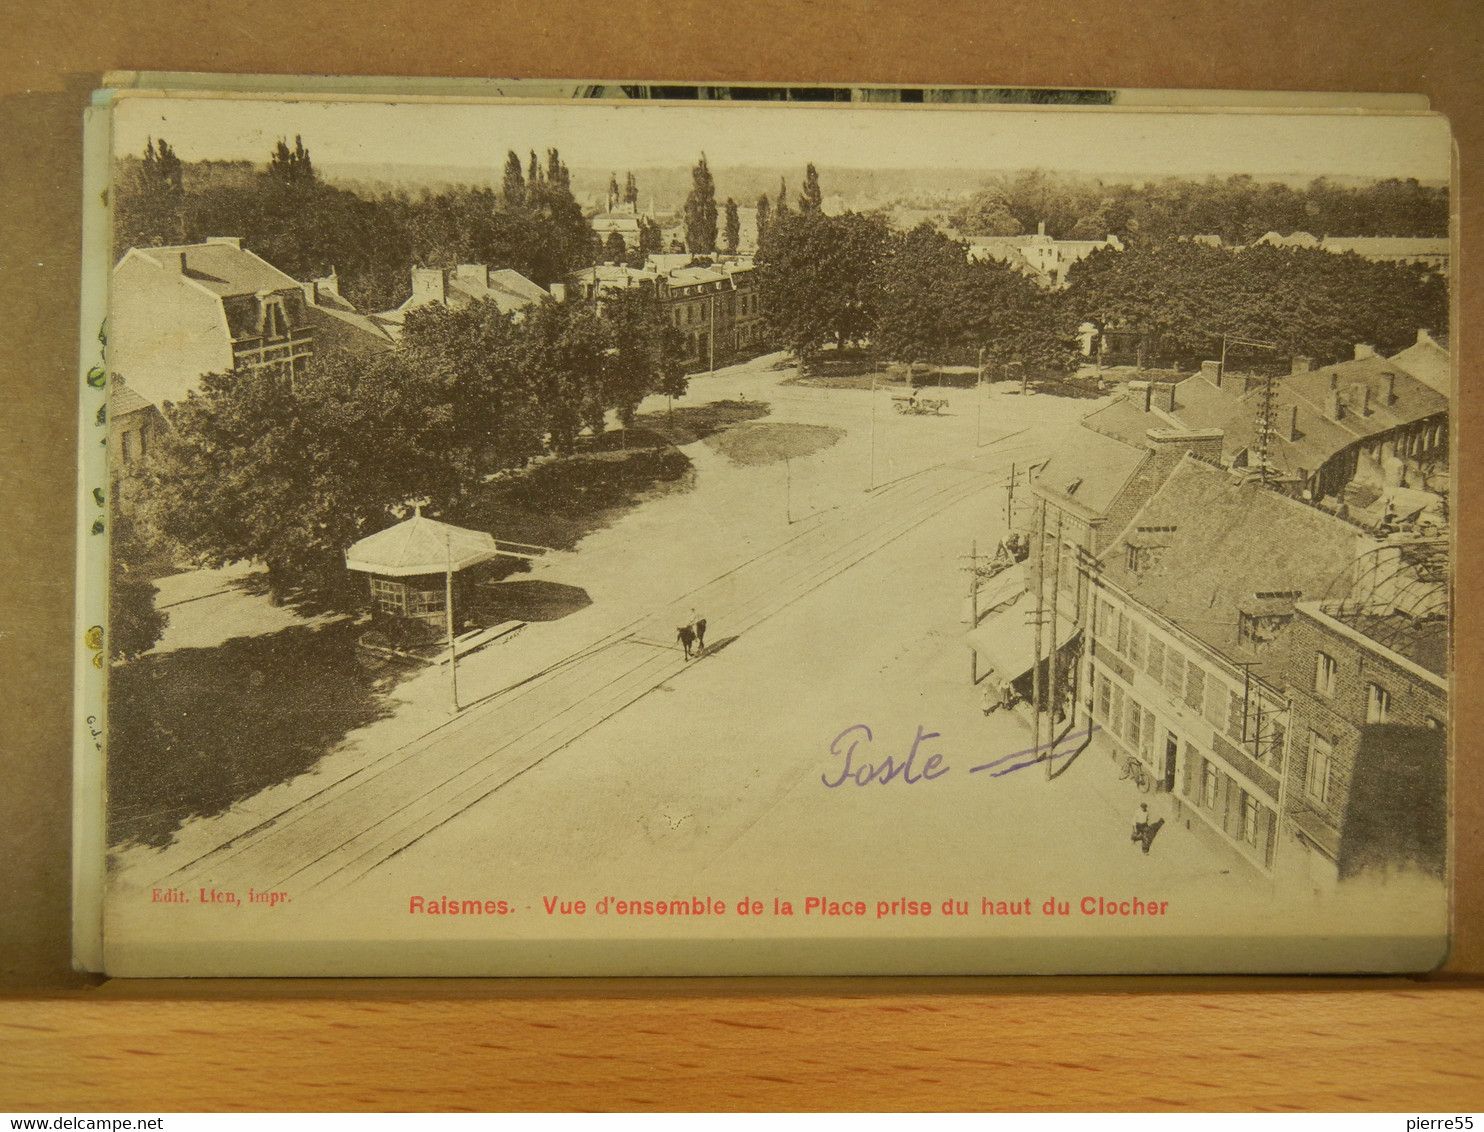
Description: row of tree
950,169,1449,245
116,139,608,311
755,171,1448,373
136,289,688,601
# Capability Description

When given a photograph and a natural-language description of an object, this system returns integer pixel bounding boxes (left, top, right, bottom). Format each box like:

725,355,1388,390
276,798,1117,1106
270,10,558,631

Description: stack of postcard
76,76,1454,975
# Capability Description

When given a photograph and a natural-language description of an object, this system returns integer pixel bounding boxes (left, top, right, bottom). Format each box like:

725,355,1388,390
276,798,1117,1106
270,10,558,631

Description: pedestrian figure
677,624,696,660
1131,802,1164,854
693,616,707,654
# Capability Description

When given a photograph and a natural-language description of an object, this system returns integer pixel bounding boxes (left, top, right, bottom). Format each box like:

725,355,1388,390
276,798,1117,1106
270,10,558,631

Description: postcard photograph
87,90,1453,975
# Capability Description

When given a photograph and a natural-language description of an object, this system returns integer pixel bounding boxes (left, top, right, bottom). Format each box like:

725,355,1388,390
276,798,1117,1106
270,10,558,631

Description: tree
600,288,689,424
684,155,718,254
723,198,741,255
776,177,791,217
799,163,823,214
608,172,621,209
603,230,628,263
754,193,771,261
761,209,890,361
637,216,664,258
142,347,480,602
267,135,314,186
108,507,168,662
114,137,186,254
502,150,526,207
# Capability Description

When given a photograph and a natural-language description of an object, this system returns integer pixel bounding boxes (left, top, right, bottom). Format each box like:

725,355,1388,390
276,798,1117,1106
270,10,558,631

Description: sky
111,92,1453,183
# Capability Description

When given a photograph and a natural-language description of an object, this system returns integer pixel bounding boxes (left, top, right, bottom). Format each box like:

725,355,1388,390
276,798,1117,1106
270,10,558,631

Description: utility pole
976,346,986,447
967,539,979,684
1030,499,1046,768
785,455,792,525
868,369,878,492
709,290,716,374
1006,462,1016,527
1046,508,1063,778
445,531,459,715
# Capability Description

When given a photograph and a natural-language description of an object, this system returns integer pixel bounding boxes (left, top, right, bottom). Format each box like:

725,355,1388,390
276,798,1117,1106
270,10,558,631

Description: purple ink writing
822,724,951,788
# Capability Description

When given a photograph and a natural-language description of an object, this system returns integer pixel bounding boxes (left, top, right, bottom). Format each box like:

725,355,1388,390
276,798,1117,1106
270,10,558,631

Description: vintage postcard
76,82,1454,975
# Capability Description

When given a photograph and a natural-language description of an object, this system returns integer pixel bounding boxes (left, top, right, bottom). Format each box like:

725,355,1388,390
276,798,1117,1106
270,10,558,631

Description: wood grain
3,984,1483,1111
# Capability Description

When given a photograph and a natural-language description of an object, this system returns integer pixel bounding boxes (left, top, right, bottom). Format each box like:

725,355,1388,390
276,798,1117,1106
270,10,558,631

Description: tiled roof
111,381,154,416
1388,336,1451,398
1101,457,1371,683
122,242,303,297
1219,355,1447,481
1033,428,1148,517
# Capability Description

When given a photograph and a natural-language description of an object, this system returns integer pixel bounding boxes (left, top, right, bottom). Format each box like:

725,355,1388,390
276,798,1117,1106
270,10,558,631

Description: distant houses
964,223,1123,289
566,256,765,369
1081,332,1450,524
1253,231,1449,275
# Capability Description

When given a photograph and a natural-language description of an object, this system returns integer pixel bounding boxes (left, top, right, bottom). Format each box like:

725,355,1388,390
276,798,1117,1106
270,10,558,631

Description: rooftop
118,240,303,298
1101,456,1371,684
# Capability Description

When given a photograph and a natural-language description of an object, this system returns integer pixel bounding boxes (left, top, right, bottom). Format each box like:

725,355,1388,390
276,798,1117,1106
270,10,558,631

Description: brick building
1281,548,1448,883
1085,457,1372,873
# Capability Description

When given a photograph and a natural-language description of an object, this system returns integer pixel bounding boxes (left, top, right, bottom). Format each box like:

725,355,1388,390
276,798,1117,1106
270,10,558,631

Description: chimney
1417,328,1437,347
1145,427,1225,465
1326,388,1344,421
1354,343,1377,361
1151,383,1176,413
165,250,186,273
1037,220,1046,237
411,267,446,304
300,281,318,305
1200,360,1221,385
549,282,567,302
1278,403,1299,441
1349,381,1371,416
1380,371,1398,405
1291,355,1313,374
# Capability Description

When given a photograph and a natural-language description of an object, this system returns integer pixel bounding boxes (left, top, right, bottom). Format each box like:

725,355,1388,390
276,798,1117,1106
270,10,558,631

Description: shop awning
977,569,1026,613
967,601,1079,680
345,514,499,577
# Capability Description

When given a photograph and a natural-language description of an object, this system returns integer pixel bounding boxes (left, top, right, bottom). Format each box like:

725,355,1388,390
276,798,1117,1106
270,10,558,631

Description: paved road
146,433,1051,899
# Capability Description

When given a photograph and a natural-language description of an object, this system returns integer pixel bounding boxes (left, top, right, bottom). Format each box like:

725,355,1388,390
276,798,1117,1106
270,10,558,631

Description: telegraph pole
445,531,459,714
976,346,986,447
1046,508,1063,778
1030,499,1046,767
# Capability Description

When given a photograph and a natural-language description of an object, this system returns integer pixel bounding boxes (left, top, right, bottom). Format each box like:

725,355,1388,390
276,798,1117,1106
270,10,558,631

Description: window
1305,731,1334,805
1366,683,1391,724
1142,709,1157,760
1116,610,1129,657
1241,793,1260,846
1163,650,1185,700
1201,760,1219,809
1096,673,1111,721
1111,684,1124,736
1097,598,1114,641
1147,637,1165,684
1184,663,1206,714
1314,651,1338,696
1205,679,1226,729
1126,697,1142,749
1228,689,1246,741
1128,622,1145,668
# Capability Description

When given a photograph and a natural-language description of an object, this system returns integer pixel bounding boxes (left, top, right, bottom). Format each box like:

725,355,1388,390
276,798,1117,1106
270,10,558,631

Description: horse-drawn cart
892,394,949,415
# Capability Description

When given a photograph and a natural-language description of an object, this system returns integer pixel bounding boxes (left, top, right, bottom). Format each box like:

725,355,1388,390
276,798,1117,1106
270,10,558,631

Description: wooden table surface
4,979,1483,1111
